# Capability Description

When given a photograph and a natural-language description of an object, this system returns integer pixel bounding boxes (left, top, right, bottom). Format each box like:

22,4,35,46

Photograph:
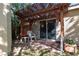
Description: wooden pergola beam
16,4,69,19
28,13,57,21
26,10,61,21
25,4,69,17
26,7,59,17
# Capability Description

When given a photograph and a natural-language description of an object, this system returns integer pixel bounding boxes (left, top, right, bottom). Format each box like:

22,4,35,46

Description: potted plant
64,38,77,53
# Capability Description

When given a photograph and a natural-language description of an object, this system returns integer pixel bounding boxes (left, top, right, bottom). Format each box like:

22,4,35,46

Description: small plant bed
64,38,77,54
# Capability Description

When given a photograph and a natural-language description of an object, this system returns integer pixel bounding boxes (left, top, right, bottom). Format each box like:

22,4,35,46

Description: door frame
39,18,57,40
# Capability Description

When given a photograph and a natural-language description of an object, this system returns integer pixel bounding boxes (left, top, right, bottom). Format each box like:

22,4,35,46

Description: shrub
64,38,76,45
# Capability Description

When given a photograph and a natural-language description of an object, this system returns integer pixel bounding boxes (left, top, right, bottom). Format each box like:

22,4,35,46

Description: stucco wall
64,8,79,44
0,3,11,56
32,21,40,39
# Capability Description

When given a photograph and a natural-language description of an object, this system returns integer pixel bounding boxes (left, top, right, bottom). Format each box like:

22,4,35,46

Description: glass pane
40,21,46,39
47,20,56,39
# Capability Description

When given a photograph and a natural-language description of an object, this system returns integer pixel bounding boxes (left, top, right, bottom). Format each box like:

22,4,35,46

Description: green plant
11,3,32,36
64,38,76,45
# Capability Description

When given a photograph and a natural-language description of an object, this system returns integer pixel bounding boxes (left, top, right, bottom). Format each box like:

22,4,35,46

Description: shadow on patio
11,40,61,56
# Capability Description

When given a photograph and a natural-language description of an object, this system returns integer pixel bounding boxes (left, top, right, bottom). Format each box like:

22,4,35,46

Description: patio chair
20,35,29,43
27,31,36,47
27,31,36,41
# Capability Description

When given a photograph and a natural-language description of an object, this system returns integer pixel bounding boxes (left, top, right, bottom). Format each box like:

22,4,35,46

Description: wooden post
20,20,24,37
29,21,33,30
20,21,22,36
60,7,64,55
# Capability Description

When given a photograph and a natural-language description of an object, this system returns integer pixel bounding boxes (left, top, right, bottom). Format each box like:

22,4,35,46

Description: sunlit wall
0,3,11,56
64,8,79,44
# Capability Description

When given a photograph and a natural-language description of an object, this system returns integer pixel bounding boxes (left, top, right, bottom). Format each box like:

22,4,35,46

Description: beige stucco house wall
64,8,79,44
0,3,11,56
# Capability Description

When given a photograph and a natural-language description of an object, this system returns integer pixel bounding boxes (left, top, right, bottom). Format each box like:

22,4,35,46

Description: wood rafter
15,3,70,21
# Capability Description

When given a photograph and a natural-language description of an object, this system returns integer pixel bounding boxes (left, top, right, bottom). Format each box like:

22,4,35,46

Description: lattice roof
15,3,70,21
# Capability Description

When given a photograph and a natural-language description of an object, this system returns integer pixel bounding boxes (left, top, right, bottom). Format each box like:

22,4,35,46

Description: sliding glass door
40,19,56,40
47,20,56,39
40,21,46,39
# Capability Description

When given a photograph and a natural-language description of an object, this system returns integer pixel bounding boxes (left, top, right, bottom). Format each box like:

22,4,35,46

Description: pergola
15,3,70,55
